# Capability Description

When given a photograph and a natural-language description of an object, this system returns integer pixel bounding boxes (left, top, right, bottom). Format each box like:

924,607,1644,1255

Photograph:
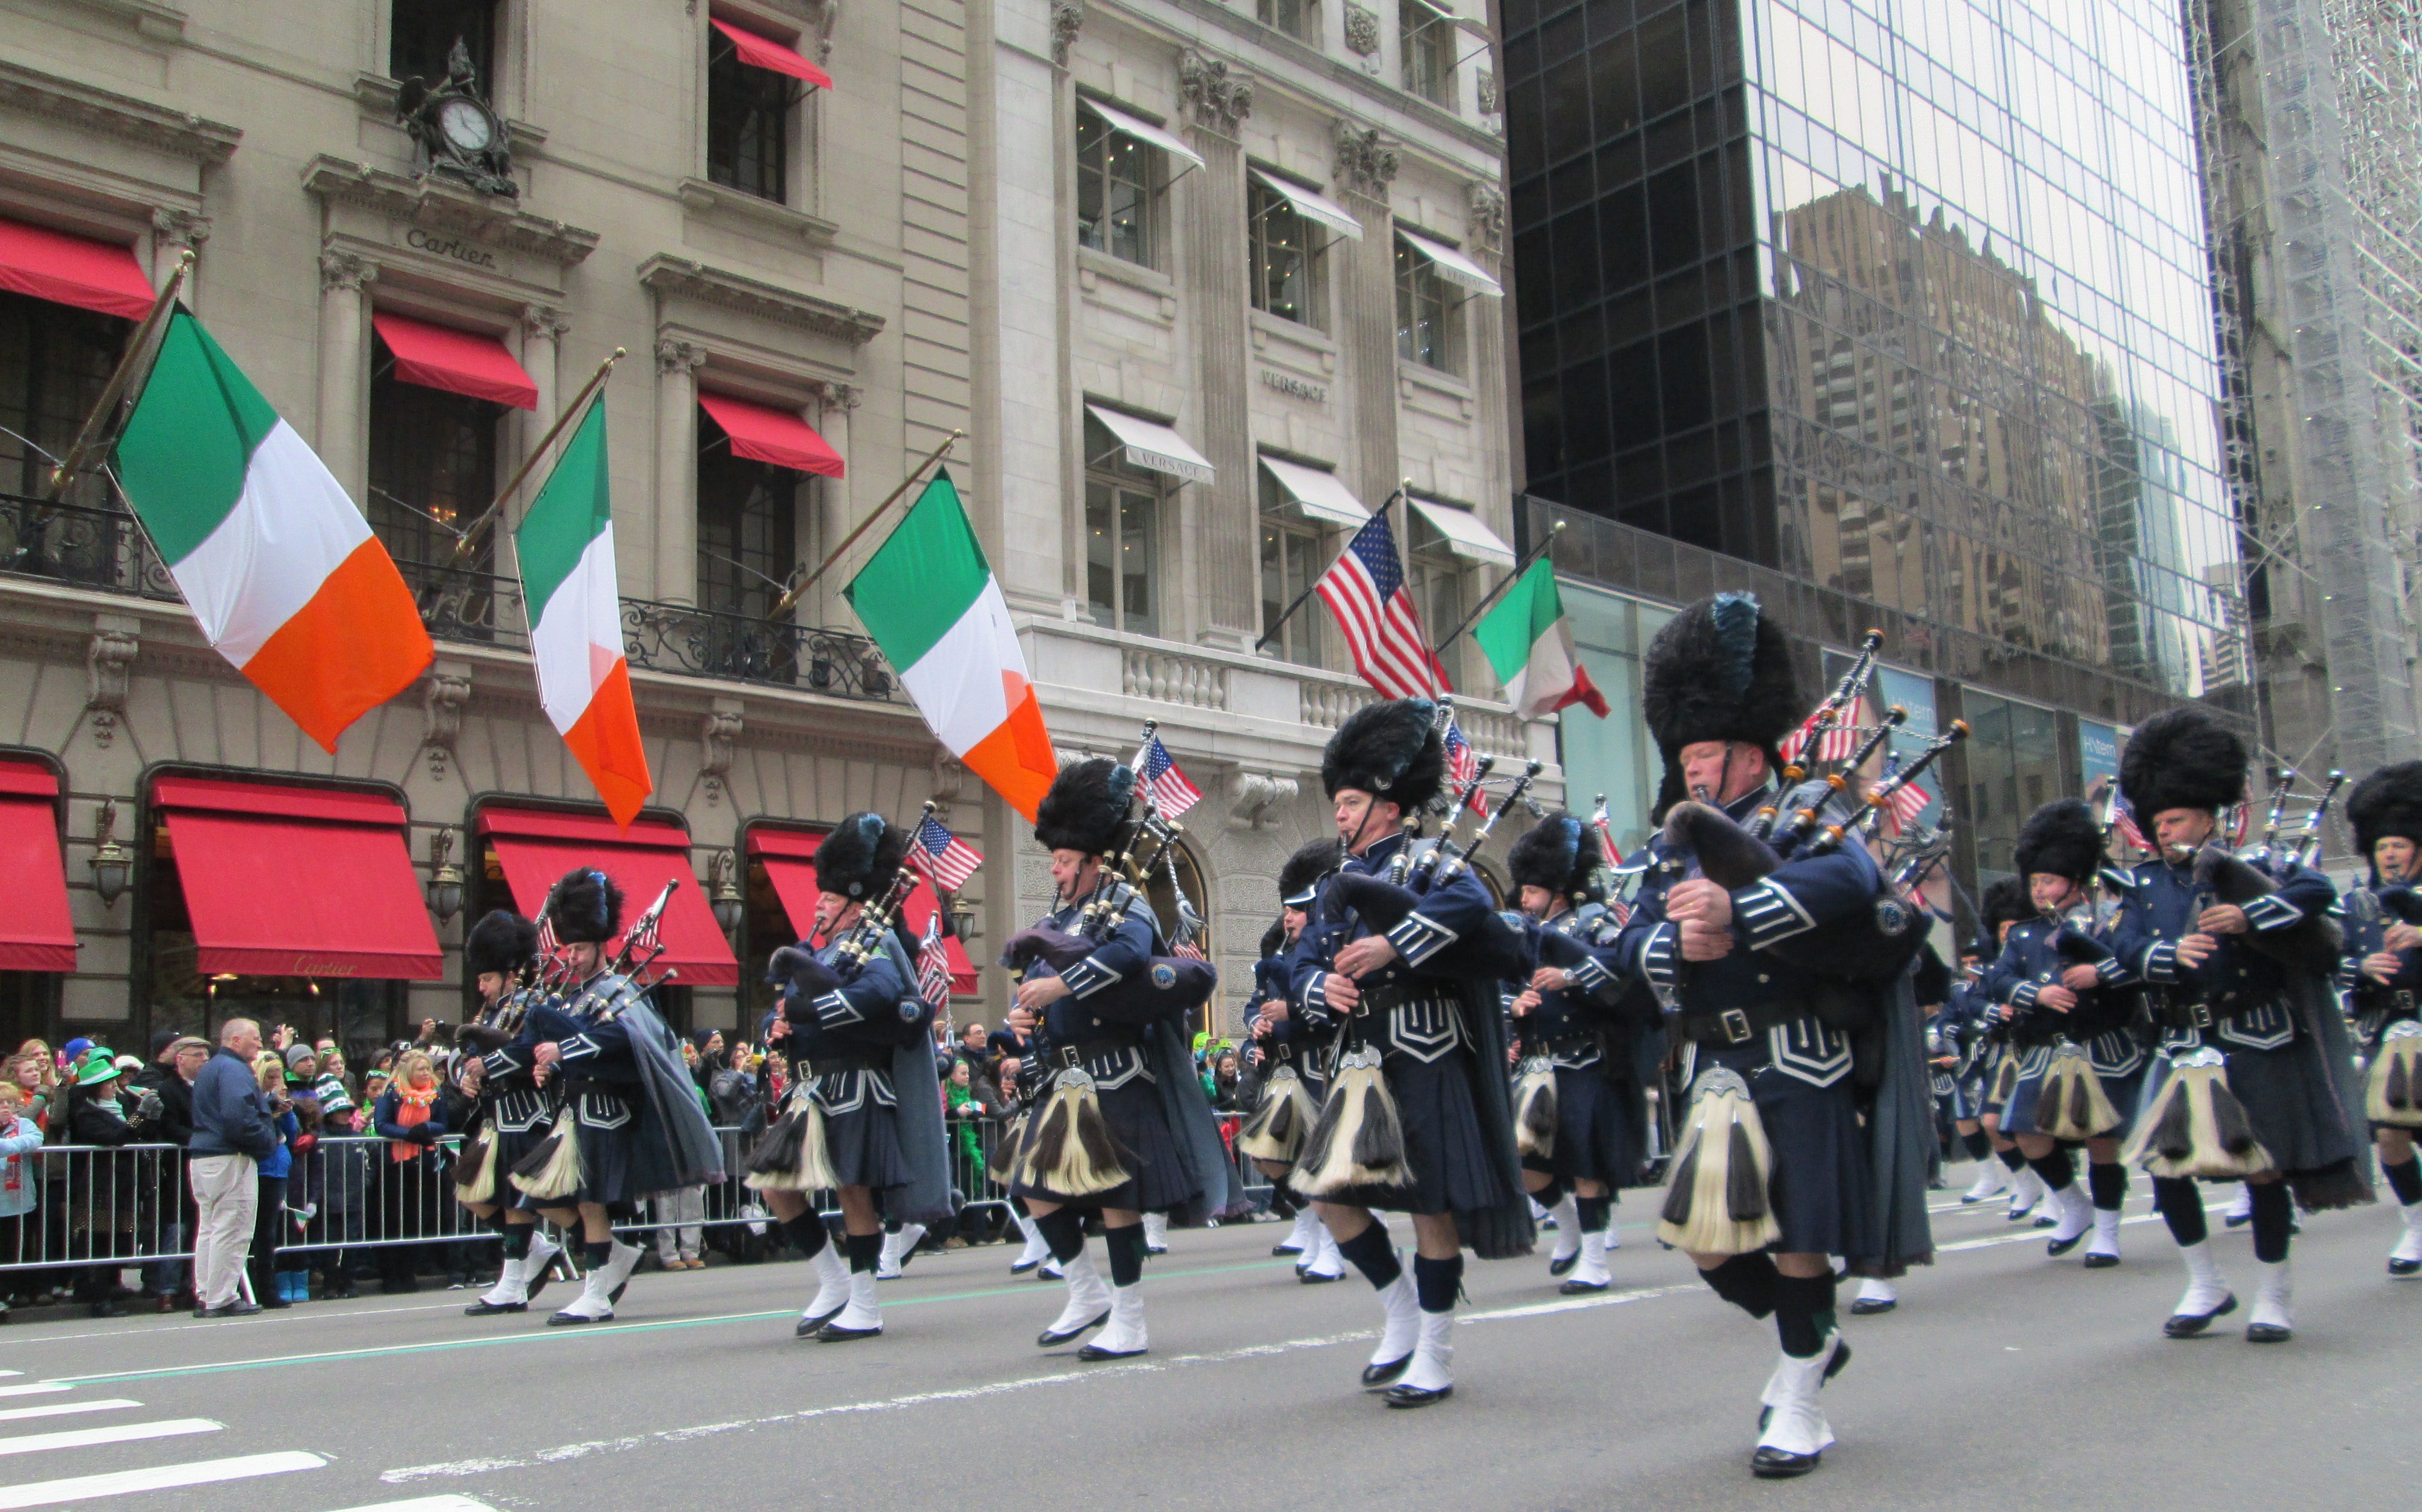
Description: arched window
1139,837,1212,1035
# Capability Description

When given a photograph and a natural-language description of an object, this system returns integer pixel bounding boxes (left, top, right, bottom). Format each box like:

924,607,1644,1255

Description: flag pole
768,428,963,622
1430,517,1565,657
1252,486,1406,652
445,347,627,569
42,250,196,501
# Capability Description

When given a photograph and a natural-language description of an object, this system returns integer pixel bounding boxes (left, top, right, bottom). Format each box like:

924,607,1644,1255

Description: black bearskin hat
2348,761,2422,865
1508,812,1605,901
463,909,537,977
1320,698,1445,810
549,867,623,945
1033,758,1137,857
1278,838,1341,907
1641,592,1803,818
2118,707,2245,821
1978,876,2030,950
814,812,909,901
2014,799,2101,884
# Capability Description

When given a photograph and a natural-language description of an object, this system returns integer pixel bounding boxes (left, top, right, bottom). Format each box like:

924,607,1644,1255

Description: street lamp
88,797,131,907
426,827,464,924
710,848,746,936
947,899,978,943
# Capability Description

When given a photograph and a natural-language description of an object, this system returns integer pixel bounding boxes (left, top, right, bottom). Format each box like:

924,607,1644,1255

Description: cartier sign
405,228,500,270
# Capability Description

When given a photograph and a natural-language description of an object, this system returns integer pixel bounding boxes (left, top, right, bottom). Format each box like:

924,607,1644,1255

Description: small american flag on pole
1445,718,1486,816
1171,935,1207,962
2110,785,2150,853
1137,733,1202,820
1879,778,1931,837
915,907,953,1004
1780,709,1861,766
1316,511,1448,699
1591,811,1623,867
906,814,983,892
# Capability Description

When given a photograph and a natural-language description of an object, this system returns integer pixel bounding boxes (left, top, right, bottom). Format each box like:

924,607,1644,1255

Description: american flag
1445,718,1487,816
1171,935,1207,962
1780,708,1861,766
2110,785,2150,852
1590,810,1623,867
1136,733,1202,820
1879,778,1931,837
905,814,983,892
1316,512,1449,699
915,907,953,1004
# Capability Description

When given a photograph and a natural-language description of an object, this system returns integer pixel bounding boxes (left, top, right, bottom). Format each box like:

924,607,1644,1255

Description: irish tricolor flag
516,401,652,827
114,311,432,752
1474,559,1609,721
846,468,1057,821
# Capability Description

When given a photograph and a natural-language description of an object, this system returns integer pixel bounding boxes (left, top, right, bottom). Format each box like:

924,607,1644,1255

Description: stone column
507,306,569,588
150,209,209,295
805,382,859,628
316,251,377,506
1177,50,1259,652
1332,122,1402,513
653,337,705,606
1462,181,1512,696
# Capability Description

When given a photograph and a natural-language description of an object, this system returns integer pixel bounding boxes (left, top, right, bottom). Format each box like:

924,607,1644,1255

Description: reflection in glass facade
1505,0,2251,708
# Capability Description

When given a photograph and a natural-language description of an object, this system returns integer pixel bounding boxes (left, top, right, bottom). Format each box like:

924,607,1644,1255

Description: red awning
0,217,155,321
478,808,740,986
699,392,845,478
749,828,977,995
710,17,835,90
155,776,443,980
0,760,76,973
373,312,539,410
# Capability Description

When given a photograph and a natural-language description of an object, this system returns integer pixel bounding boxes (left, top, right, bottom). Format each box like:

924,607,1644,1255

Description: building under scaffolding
2195,0,2422,799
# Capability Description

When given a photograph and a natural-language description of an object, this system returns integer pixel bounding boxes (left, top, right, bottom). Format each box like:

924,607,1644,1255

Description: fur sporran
1237,1061,1319,1164
1513,1055,1559,1159
1014,1066,1130,1198
987,1110,1028,1185
509,1106,584,1201
2365,1022,2422,1129
1988,1047,2022,1108
2034,1044,2122,1143
452,1130,498,1205
2122,1051,2275,1180
1655,1066,1779,1256
1291,1045,1414,1197
743,1088,838,1192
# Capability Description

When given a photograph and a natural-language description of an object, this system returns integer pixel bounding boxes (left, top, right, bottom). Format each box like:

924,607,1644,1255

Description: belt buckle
2396,990,2416,1013
1059,1045,1081,1069
1719,1008,1752,1045
2190,1001,2213,1030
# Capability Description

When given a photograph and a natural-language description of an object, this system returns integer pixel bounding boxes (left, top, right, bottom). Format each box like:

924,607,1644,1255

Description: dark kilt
569,1112,639,1210
1521,1065,1645,1189
1318,1047,1512,1218
813,1071,912,1191
1012,1077,1199,1213
1708,1042,1875,1260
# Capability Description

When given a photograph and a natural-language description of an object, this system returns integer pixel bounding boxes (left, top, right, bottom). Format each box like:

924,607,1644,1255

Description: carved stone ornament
817,0,843,63
523,304,571,342
1477,68,1499,115
1343,3,1381,56
1177,49,1253,136
421,665,470,778
1051,0,1084,67
932,752,968,808
85,624,136,748
1466,181,1506,254
1334,122,1399,198
655,336,707,376
151,207,212,252
1226,770,1301,830
700,706,742,805
318,249,377,293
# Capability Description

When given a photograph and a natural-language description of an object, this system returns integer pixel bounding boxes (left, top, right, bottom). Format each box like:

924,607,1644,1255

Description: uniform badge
1151,962,1177,990
1873,896,1910,937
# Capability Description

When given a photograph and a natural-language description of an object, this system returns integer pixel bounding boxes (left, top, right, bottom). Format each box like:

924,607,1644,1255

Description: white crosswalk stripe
0,1419,219,1457
321,1498,501,1511
0,1449,325,1508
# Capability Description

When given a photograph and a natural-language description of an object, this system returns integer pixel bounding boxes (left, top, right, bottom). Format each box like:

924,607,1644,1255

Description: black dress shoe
2046,1233,2085,1257
1037,1310,1110,1348
1300,1269,1341,1285
1272,1242,1305,1257
795,1305,845,1337
1848,1297,1895,1315
1011,1259,1040,1275
2081,1252,2121,1270
2244,1320,2292,1343
817,1321,882,1342
1076,1339,1145,1361
1384,1380,1452,1408
464,1299,527,1316
2163,1294,2237,1338
1751,1447,1822,1478
2223,1210,2252,1229
1362,1355,1412,1388
1559,1278,1610,1297
1547,1251,1579,1278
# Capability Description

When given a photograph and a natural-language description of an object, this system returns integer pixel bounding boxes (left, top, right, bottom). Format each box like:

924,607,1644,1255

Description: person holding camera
246,1053,301,1307
188,1019,278,1317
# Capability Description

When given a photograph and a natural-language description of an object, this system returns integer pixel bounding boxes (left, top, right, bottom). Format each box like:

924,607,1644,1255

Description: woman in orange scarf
372,1051,450,1292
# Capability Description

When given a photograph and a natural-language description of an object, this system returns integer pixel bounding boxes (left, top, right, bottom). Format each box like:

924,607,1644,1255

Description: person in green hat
63,1046,163,1317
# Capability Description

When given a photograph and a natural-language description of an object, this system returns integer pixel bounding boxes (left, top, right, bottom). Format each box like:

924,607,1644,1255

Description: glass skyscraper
1503,0,2252,892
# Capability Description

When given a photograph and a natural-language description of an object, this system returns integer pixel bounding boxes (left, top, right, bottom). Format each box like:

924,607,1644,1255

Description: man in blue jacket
188,1017,276,1317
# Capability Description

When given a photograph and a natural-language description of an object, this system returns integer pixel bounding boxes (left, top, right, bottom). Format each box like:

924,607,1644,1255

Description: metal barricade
0,1142,188,1273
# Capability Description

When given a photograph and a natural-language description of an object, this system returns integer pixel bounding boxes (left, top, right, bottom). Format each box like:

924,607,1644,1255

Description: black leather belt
2153,990,2285,1032
1531,1032,1600,1057
1054,1036,1142,1068
808,1054,886,1076
1357,980,1453,1016
1670,1000,1809,1047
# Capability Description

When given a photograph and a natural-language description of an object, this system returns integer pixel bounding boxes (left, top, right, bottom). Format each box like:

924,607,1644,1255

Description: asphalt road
0,1165,2411,1512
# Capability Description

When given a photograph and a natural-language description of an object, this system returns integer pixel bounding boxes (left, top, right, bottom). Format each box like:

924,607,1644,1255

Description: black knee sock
2385,1157,2422,1207
1411,1253,1462,1313
2154,1176,2207,1246
1103,1223,1147,1287
1962,1129,1993,1161
1534,1176,1569,1210
1035,1208,1087,1264
783,1213,827,1259
2249,1181,2293,1265
1699,1251,1779,1320
2087,1161,2127,1211
1996,1145,2028,1172
2028,1148,2076,1191
1772,1272,1836,1359
1335,1222,1402,1290
501,1227,532,1260
1575,1196,1613,1234
583,1240,611,1269
844,1231,882,1273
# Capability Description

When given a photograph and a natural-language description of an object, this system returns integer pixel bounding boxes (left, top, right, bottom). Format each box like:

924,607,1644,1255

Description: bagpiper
746,812,952,1341
1966,878,2051,1221
1978,799,2142,1269
1239,838,1346,1284
2108,709,2371,1343
2339,762,2422,1275
1613,592,1921,1479
455,909,564,1316
1285,698,1531,1407
1505,812,1645,1295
